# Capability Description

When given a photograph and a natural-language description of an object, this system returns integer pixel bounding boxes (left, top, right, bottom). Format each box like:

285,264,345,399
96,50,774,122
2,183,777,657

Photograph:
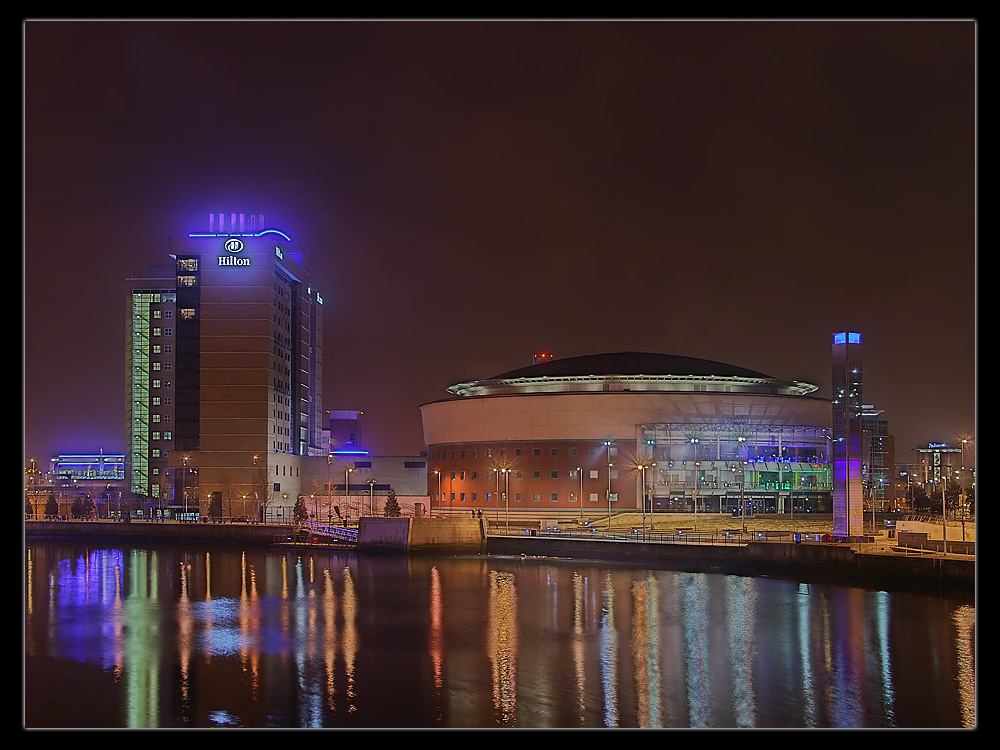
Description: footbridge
300,522,358,545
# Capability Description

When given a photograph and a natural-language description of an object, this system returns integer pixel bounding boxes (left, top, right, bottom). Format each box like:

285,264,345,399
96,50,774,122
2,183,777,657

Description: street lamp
345,466,354,520
368,479,376,516
182,455,190,520
493,467,500,525
637,463,648,536
434,470,441,518
577,466,583,525
604,441,614,530
502,468,510,535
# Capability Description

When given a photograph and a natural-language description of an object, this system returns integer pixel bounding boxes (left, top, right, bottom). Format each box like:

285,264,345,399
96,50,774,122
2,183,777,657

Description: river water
23,540,976,729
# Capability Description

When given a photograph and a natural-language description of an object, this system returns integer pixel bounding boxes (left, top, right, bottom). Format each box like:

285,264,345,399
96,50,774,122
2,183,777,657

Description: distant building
861,404,896,510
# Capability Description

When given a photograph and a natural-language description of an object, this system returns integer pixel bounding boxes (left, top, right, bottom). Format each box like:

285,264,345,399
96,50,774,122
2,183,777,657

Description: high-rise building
125,213,325,520
831,332,864,536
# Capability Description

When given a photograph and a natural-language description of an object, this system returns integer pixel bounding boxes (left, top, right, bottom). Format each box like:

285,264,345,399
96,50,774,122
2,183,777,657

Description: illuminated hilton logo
219,238,251,266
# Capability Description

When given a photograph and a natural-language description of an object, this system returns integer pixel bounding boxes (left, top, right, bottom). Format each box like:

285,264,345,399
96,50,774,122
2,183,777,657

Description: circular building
420,352,833,522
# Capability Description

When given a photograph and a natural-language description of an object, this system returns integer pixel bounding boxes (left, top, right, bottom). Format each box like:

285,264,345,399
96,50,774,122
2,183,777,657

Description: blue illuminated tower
831,332,864,536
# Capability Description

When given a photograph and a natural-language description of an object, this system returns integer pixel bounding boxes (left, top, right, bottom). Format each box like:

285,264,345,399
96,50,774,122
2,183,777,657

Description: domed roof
494,351,772,380
447,351,818,398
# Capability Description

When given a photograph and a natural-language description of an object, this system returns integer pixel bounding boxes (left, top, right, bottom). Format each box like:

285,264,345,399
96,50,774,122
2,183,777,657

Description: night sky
23,20,977,467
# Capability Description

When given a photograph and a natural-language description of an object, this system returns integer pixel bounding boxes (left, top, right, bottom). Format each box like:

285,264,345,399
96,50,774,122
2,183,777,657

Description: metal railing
299,521,359,544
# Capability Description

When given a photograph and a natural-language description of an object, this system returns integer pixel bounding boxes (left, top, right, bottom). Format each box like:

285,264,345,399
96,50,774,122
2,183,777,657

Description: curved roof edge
447,351,819,398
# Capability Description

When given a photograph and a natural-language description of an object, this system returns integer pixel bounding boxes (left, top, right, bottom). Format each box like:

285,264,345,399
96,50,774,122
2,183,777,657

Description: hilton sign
219,237,251,266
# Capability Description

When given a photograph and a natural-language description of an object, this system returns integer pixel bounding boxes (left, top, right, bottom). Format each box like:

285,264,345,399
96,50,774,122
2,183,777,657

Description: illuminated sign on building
219,237,251,266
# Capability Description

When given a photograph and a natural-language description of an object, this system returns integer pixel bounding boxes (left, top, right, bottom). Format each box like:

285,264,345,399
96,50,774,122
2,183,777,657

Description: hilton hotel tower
126,213,325,520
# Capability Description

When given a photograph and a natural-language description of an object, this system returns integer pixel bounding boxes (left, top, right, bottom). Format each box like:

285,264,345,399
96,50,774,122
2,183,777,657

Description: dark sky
23,19,977,467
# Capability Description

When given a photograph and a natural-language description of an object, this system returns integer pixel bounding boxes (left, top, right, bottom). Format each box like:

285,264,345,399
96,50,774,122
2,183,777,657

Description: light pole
638,463,647,536
502,468,510,535
693,460,700,528
368,479,376,516
434,470,441,518
740,460,747,534
941,472,948,555
604,441,613,530
182,455,190,521
345,466,353,521
577,466,583,525
327,454,332,523
253,454,259,522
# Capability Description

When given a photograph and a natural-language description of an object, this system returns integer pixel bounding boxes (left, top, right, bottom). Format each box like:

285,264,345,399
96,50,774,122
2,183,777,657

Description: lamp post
253,454,259,522
740,460,747,534
577,466,583,525
638,463,648,536
693,460,700,529
604,441,614,530
502,468,510,535
182,455,190,521
434,470,441,518
327,454,332,523
368,479,376,516
941,472,948,555
345,466,353,521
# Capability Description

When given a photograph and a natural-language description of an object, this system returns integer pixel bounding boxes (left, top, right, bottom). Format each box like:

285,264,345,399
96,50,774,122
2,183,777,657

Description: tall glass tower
831,332,864,536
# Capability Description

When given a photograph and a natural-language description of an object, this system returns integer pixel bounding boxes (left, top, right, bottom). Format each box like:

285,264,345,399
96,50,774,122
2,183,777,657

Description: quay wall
485,535,974,594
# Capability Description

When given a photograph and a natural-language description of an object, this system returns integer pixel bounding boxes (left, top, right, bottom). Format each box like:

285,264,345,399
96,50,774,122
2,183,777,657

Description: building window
179,309,195,320
550,448,558,456
472,449,478,458
513,492,522,503
450,471,456,480
550,493,559,502
460,493,466,502
471,493,477,502
152,380,161,389
568,447,577,456
532,448,541,457
153,327,161,336
514,448,521,457
550,470,559,479
471,471,478,480
532,470,541,479
589,493,599,503
177,275,197,287
590,470,599,479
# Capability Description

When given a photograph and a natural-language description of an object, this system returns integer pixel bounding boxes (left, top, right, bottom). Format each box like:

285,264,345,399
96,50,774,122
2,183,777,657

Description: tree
45,494,59,518
293,495,309,524
383,488,401,518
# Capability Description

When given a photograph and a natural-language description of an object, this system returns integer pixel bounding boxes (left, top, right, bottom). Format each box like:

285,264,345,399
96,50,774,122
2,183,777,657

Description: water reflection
24,543,975,729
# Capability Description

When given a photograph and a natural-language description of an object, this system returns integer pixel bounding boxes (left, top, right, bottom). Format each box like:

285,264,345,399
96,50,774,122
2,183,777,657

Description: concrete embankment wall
485,535,974,594
357,517,486,553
